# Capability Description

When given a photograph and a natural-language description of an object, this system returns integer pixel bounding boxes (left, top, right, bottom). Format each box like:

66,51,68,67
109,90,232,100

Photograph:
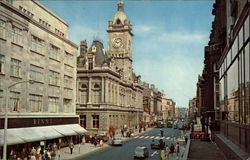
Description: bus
156,116,164,128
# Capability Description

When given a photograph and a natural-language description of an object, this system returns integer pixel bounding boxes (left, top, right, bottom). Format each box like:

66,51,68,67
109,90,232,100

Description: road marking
150,136,155,139
144,136,149,138
155,136,160,139
166,137,170,139
134,136,139,138
151,151,158,157
139,136,145,138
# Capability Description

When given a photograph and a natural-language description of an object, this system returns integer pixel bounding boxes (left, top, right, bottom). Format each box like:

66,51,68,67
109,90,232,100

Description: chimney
80,40,87,56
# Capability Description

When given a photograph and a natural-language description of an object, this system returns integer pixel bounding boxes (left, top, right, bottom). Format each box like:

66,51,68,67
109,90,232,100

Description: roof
112,11,128,25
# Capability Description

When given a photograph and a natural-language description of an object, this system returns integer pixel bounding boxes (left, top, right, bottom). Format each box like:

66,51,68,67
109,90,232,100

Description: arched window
81,84,87,89
116,19,121,25
94,84,100,89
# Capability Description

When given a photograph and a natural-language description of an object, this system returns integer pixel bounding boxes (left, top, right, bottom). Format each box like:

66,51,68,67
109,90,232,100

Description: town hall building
76,0,144,134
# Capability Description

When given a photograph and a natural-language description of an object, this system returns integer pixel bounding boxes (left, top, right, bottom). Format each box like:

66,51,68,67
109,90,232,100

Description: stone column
88,77,92,103
105,78,108,103
101,77,104,103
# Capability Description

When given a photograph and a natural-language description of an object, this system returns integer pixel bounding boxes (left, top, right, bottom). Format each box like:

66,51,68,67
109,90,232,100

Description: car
150,139,165,149
95,133,109,142
111,136,123,146
134,146,149,159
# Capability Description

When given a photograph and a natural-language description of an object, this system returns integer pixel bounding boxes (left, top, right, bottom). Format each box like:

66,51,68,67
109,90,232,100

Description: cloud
134,25,154,34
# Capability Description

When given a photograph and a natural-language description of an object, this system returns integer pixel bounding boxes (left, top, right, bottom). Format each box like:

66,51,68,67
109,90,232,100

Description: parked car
134,146,149,159
111,136,123,146
150,139,165,149
85,134,91,143
95,133,109,142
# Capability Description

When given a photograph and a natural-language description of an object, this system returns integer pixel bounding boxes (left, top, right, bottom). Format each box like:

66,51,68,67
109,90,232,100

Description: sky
40,0,214,108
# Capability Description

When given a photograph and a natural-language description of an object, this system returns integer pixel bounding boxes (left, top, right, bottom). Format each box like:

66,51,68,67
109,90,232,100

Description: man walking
69,141,74,154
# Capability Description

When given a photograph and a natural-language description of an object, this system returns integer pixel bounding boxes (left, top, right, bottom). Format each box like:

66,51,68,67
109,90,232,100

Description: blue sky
40,0,214,108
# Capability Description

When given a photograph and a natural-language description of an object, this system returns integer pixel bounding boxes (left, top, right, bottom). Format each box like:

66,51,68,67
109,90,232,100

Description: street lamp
3,80,34,160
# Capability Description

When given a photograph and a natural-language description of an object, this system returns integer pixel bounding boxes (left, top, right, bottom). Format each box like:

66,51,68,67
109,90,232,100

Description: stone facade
0,0,78,125
76,0,143,135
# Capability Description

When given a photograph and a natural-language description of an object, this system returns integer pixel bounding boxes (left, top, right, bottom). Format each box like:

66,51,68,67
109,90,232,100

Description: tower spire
117,0,124,11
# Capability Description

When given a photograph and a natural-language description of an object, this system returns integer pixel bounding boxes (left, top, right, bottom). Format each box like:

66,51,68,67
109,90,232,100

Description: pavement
188,139,226,160
55,127,154,160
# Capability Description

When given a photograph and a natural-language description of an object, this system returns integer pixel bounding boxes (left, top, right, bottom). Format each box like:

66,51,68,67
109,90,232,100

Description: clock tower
107,0,133,82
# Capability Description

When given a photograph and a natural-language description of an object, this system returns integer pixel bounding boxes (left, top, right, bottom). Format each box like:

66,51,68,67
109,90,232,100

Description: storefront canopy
0,124,87,146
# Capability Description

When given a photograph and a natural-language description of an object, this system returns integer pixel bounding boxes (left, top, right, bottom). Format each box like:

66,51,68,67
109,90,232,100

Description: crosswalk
134,135,172,140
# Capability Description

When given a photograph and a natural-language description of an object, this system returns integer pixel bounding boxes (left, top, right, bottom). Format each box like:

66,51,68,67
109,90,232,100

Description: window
10,58,21,77
0,19,6,39
65,52,73,66
29,94,42,112
80,84,88,104
11,26,23,45
64,75,73,89
31,35,44,54
0,90,3,112
227,60,239,122
48,97,59,113
92,115,99,128
9,91,20,112
245,43,250,124
49,44,60,61
49,70,60,86
0,55,4,74
30,64,43,82
88,58,93,70
64,98,72,113
80,115,86,128
244,16,249,42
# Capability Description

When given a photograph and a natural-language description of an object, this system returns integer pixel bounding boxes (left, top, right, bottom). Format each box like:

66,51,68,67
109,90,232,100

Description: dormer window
116,19,121,25
88,58,93,70
92,46,96,52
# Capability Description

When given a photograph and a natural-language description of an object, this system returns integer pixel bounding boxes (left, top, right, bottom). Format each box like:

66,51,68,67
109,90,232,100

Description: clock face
112,38,122,48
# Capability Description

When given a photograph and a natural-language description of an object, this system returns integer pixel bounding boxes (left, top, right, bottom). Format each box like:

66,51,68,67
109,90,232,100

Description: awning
70,124,88,134
0,129,25,146
52,125,78,136
0,124,87,146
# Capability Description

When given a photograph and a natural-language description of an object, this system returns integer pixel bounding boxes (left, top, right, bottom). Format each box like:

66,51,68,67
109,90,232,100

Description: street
74,127,186,160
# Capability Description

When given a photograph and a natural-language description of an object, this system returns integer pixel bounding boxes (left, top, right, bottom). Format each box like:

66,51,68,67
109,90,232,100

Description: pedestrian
30,153,36,160
170,143,175,154
165,145,170,159
121,128,124,137
93,138,97,147
99,139,104,147
69,141,74,154
160,129,164,137
160,149,165,160
185,135,188,144
176,142,180,156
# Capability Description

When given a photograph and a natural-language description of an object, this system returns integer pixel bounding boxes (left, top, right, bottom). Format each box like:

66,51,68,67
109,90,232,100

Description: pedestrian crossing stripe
135,136,172,140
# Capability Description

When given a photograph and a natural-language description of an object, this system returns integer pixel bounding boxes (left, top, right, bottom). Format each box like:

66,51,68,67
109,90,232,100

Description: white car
111,136,123,146
134,146,149,159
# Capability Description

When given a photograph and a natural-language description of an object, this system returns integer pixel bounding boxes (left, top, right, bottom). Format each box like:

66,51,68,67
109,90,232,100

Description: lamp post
3,80,34,160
